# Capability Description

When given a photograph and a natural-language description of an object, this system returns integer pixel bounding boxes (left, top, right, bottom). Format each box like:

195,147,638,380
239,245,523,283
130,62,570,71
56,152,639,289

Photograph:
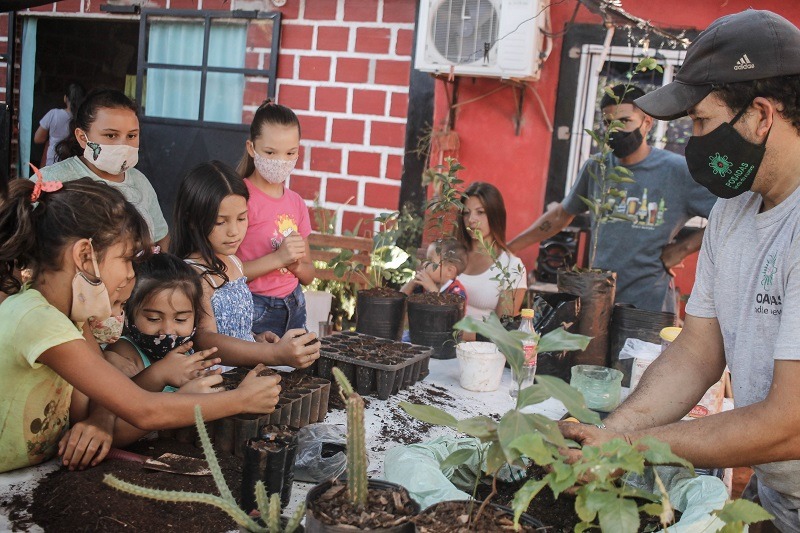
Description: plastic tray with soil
307,331,433,400
206,367,330,457
5,438,243,532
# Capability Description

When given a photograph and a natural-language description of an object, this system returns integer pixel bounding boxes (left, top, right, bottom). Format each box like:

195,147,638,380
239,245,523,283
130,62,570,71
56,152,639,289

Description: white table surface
0,359,568,531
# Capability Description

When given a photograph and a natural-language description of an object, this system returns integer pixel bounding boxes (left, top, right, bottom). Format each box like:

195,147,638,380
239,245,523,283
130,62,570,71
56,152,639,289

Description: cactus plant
331,367,368,508
103,406,304,533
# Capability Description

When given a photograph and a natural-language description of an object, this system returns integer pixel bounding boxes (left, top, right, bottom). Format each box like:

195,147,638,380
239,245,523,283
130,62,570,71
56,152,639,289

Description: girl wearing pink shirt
236,101,315,337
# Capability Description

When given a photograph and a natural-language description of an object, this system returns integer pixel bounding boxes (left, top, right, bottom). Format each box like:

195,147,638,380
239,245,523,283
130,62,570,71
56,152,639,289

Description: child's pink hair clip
29,163,63,203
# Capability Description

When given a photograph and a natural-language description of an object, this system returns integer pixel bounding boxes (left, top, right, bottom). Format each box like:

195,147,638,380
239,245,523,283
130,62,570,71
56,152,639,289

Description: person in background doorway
40,89,169,249
34,82,85,167
508,84,716,313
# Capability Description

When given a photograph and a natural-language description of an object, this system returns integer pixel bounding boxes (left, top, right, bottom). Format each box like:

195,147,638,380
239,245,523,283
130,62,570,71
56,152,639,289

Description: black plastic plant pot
355,290,407,341
557,269,616,367
406,300,462,360
414,500,544,531
241,427,299,513
305,479,420,532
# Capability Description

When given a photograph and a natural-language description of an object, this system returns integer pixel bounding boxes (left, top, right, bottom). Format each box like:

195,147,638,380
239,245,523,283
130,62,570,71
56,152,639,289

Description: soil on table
413,500,538,532
11,438,243,532
407,292,464,306
321,334,422,365
308,481,417,529
476,465,678,532
359,287,405,298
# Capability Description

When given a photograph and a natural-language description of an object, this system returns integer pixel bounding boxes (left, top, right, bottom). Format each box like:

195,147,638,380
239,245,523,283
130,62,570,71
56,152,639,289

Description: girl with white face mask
38,89,170,249
235,100,316,338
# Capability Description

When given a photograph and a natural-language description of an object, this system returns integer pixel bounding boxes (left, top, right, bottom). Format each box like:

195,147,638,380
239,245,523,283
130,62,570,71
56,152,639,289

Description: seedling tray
175,369,331,457
307,331,432,400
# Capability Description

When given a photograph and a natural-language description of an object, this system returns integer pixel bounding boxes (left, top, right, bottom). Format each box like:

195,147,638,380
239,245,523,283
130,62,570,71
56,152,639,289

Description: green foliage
332,368,369,508
423,157,466,239
104,406,303,532
713,499,774,532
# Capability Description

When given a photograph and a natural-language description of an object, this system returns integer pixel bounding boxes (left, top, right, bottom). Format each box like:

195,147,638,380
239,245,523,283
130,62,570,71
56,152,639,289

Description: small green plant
331,367,368,507
401,316,772,532
470,228,525,319
103,406,304,533
328,211,414,289
422,157,466,239
579,57,663,270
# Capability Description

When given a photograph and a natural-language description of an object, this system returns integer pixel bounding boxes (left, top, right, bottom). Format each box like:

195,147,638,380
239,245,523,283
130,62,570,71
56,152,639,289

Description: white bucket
455,342,507,392
304,290,333,337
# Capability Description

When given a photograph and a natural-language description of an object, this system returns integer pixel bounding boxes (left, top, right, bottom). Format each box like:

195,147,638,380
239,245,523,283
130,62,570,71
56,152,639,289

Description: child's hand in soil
154,342,221,388
58,414,113,470
255,330,280,343
236,364,282,414
274,328,320,369
177,370,224,394
413,269,439,293
276,231,307,267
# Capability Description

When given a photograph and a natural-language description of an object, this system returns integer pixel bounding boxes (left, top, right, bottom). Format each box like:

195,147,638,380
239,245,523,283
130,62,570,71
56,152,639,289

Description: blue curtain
19,18,37,178
146,20,245,124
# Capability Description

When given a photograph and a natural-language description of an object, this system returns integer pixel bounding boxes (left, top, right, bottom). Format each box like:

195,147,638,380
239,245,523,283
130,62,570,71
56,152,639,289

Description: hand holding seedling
276,328,320,368
155,343,221,388
236,364,282,414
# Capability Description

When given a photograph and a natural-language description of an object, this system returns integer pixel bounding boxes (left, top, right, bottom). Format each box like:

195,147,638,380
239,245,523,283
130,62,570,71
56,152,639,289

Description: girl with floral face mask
38,89,170,249
0,178,282,474
235,100,316,338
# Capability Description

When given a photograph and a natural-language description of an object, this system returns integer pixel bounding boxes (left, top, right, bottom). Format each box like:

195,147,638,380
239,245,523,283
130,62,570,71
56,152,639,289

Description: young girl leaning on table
170,160,319,370
0,176,280,474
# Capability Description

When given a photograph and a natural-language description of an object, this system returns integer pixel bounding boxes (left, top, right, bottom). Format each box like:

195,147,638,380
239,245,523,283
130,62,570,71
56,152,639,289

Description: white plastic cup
304,290,333,337
455,342,507,392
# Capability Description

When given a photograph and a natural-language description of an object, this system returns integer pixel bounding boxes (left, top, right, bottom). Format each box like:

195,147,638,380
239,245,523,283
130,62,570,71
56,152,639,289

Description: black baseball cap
635,10,800,120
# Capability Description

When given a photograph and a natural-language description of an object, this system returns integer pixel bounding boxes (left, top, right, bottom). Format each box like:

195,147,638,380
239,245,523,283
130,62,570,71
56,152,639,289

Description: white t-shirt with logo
687,185,800,505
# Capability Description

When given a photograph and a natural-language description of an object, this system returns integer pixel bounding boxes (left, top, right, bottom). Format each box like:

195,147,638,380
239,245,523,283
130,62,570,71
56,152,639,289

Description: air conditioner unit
415,0,548,80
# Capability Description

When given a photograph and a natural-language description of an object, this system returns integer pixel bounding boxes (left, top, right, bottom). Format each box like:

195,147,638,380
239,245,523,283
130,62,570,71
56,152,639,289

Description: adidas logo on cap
734,54,755,70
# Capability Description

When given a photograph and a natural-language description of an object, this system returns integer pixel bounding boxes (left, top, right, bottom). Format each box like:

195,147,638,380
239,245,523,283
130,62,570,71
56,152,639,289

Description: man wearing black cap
561,10,800,531
509,84,715,313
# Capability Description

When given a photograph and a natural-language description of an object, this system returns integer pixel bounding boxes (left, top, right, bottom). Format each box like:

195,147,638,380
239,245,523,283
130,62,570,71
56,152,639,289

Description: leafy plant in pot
559,58,664,367
103,406,305,533
401,317,773,532
329,211,415,340
305,367,419,532
406,158,469,359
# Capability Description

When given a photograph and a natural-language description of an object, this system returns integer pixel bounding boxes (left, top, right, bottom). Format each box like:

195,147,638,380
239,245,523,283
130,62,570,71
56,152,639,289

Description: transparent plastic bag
293,424,349,483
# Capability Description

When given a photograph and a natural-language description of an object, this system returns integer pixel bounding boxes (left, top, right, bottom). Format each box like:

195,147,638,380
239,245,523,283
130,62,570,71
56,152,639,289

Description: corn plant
331,367,368,507
103,406,304,533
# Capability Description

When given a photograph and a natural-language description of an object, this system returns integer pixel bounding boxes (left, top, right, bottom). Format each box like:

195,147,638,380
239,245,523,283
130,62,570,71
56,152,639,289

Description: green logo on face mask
708,153,733,177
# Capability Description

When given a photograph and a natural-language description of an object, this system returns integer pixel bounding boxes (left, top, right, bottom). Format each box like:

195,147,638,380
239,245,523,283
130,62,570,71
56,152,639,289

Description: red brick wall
2,0,414,230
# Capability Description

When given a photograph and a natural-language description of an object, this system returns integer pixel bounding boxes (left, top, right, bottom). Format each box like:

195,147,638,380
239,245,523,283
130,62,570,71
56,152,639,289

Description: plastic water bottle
510,308,537,398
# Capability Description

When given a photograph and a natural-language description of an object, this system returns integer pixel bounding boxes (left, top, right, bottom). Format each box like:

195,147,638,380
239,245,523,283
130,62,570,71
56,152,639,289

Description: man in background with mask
560,10,800,531
509,84,716,313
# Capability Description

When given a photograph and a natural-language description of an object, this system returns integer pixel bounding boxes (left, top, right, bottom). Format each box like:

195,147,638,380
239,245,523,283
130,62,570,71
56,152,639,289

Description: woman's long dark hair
65,82,86,115
458,181,509,252
126,252,205,329
56,89,137,162
237,99,301,177
170,160,249,286
0,177,151,295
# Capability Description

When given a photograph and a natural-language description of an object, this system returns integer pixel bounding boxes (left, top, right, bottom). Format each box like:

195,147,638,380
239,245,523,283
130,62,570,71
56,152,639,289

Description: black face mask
125,321,195,361
684,103,769,199
608,124,644,159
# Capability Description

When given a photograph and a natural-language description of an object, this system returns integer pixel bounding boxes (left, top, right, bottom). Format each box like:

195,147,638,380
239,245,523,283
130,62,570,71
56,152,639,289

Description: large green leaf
548,460,579,495
537,327,592,354
509,433,554,466
516,384,550,409
456,416,497,441
454,314,525,375
511,478,546,526
535,375,602,425
714,499,774,525
636,436,694,472
485,441,506,475
597,495,640,533
497,411,535,464
439,448,478,472
398,402,457,428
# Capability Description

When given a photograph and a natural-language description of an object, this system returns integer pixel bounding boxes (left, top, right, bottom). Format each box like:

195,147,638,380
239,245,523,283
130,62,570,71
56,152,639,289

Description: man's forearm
605,316,726,432
508,205,573,254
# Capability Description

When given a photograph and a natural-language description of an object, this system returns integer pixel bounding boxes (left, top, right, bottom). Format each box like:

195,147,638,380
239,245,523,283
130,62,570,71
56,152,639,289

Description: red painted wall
431,0,800,304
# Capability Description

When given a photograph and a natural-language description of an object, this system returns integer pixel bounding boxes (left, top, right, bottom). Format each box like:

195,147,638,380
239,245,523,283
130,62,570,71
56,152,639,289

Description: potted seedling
305,367,419,531
406,158,469,359
104,406,305,533
329,211,416,340
401,316,773,532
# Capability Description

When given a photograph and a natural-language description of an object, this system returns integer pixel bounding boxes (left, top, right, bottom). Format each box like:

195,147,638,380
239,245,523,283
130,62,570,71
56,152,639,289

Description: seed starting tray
307,331,433,400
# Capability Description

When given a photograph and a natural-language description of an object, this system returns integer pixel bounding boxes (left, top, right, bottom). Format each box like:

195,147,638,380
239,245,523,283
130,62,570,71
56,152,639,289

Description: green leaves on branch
713,499,774,532
535,375,601,425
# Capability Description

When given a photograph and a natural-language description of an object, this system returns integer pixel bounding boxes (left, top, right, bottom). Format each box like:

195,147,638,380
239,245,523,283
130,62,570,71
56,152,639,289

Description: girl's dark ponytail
0,180,38,294
237,98,301,177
